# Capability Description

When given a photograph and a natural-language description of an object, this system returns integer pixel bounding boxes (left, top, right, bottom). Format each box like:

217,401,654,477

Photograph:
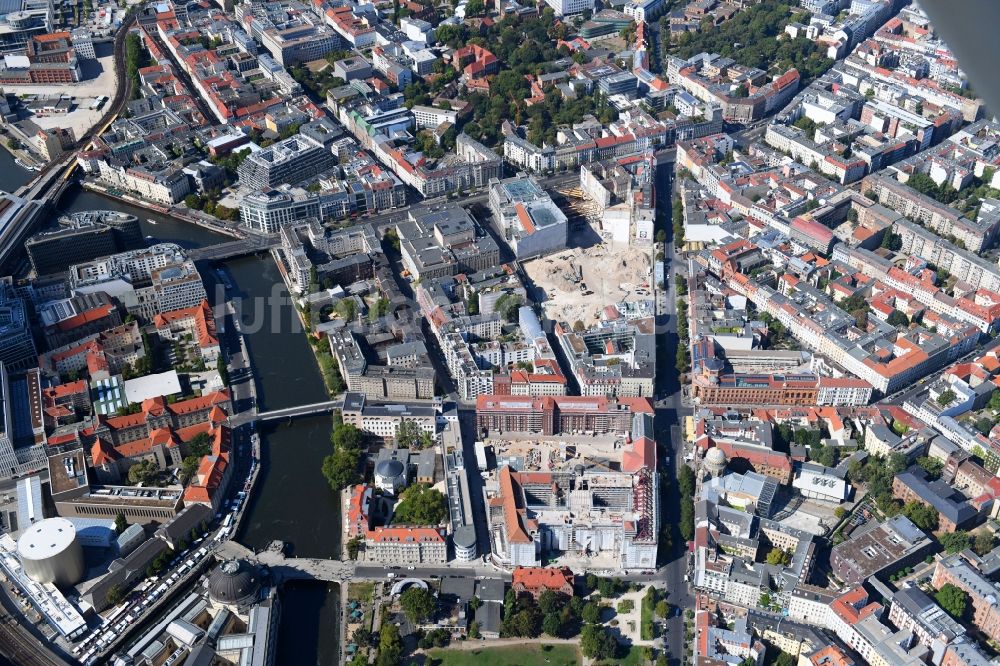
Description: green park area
424,644,581,666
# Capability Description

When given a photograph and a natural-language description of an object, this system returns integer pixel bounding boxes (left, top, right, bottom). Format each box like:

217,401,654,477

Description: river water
1,151,342,664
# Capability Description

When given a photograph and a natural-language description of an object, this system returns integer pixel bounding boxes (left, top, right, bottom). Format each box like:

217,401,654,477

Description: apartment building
0,31,82,84
329,329,436,400
396,205,500,281
152,300,221,364
96,161,191,205
363,526,447,564
555,318,656,398
829,514,932,585
864,174,1000,253
932,554,1000,645
411,104,458,131
892,466,979,532
239,186,321,234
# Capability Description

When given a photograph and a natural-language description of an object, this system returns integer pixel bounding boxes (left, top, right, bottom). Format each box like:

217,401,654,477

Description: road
354,565,511,581
652,156,693,665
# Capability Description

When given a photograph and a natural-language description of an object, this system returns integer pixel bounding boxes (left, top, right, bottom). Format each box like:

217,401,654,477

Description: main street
653,158,693,665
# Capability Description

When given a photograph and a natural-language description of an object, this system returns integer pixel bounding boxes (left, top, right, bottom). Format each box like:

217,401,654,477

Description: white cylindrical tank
17,517,85,586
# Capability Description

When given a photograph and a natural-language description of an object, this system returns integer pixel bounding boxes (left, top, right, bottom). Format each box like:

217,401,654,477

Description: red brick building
511,566,574,598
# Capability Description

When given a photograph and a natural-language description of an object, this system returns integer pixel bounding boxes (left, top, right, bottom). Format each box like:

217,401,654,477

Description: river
1,150,342,664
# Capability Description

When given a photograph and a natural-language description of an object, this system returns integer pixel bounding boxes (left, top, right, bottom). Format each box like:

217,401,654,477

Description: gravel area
9,47,118,141
523,231,653,326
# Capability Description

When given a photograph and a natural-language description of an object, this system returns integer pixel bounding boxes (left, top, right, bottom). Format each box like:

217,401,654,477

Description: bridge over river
216,541,356,583
188,235,280,261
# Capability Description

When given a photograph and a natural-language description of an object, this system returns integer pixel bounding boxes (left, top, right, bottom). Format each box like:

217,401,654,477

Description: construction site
523,239,653,327
516,182,655,325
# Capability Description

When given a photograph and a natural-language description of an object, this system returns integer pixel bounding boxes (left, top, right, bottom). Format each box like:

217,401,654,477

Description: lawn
598,645,648,666
424,644,581,666
347,581,374,603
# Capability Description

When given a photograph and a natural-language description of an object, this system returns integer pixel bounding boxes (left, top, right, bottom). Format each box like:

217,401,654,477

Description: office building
237,134,335,191
68,244,207,321
26,211,142,276
239,186,321,234
0,282,37,372
488,175,568,260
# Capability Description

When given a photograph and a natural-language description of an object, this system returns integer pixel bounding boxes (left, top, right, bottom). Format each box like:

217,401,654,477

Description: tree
217,357,229,386
353,627,372,647
678,465,696,498
766,548,792,566
494,292,524,323
881,231,902,251
543,612,562,637
538,590,565,615
335,298,358,321
465,0,484,15
395,419,434,450
106,584,124,607
322,420,364,491
582,602,601,624
466,293,480,315
937,389,957,406
184,194,203,210
469,596,482,611
345,536,362,560
503,593,543,638
580,624,618,661
792,115,818,136
939,531,971,554
655,600,670,618
391,484,448,525
678,492,694,541
375,623,402,666
916,456,944,479
400,586,436,624
468,620,480,639
128,459,157,485
935,583,968,620
810,443,837,468
114,512,128,535
887,310,909,327
596,577,626,598
902,501,939,532
771,652,796,666
975,531,997,556
180,455,200,484
188,432,213,457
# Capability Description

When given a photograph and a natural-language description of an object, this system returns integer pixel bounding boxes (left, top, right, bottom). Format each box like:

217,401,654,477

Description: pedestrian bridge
256,400,342,422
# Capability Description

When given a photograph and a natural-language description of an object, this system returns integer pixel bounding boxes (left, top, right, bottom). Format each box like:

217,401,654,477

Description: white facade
411,105,458,130
544,0,594,16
